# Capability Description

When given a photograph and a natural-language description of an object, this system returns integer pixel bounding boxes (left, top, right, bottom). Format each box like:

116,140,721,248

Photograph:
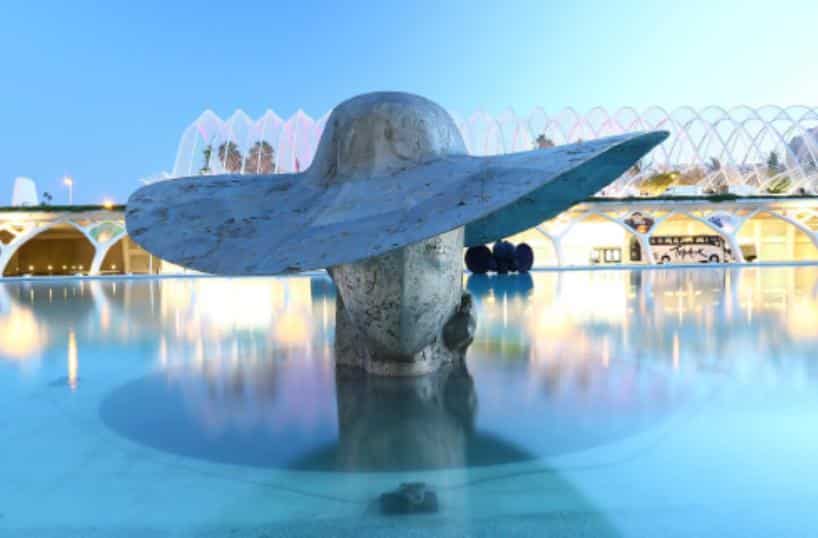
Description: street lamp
63,176,73,205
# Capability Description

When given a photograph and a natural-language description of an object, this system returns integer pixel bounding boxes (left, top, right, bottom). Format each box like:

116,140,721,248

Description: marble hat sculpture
127,92,667,374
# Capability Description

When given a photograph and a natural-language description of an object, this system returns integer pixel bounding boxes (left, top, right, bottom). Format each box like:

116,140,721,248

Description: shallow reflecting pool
2,267,818,536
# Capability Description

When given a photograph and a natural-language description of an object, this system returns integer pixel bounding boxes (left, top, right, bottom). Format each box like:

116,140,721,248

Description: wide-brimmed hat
126,92,667,275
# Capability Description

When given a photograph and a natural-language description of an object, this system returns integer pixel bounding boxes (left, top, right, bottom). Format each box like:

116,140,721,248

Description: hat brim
126,132,666,275
465,131,668,246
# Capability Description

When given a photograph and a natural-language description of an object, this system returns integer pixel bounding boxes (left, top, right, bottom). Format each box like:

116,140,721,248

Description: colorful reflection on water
2,267,818,535
5,268,818,366
2,268,818,465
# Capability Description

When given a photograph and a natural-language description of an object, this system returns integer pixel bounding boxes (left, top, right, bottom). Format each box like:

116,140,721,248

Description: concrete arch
589,209,656,264
504,226,560,267
1,219,98,276
556,210,644,266
763,210,818,249
90,231,128,274
736,210,818,261
533,226,562,266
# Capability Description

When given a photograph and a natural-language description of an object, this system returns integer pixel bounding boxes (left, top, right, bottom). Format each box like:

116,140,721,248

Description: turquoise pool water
2,267,818,536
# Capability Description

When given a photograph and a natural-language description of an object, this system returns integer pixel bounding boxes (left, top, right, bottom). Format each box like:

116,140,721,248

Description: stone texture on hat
126,92,667,276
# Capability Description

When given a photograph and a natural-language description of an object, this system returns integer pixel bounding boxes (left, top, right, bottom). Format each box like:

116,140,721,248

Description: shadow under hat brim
126,131,667,276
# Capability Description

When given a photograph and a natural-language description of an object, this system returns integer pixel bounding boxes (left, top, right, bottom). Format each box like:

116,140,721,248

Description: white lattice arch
172,105,818,198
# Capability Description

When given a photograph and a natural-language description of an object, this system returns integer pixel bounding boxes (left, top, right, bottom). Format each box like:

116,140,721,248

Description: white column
89,246,106,275
724,230,744,263
552,235,565,267
638,233,654,264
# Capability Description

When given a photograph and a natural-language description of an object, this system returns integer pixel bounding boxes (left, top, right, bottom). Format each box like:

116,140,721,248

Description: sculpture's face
332,227,464,360
316,93,468,360
310,92,467,183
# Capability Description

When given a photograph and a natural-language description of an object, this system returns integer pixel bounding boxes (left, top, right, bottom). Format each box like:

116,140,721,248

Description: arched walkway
2,223,96,277
504,228,559,267
559,214,640,266
95,235,161,275
736,212,818,262
97,237,127,275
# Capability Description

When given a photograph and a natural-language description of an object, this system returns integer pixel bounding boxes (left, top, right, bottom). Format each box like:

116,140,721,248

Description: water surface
1,267,817,536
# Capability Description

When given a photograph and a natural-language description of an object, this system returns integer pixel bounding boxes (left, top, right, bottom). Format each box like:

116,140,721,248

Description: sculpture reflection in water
331,267,474,459
100,304,534,471
320,362,481,471
317,326,529,472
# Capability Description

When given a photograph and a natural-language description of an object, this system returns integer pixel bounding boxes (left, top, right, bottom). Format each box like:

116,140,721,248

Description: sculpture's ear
464,131,668,247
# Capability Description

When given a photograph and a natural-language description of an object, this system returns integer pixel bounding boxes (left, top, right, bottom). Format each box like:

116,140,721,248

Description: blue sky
1,0,817,204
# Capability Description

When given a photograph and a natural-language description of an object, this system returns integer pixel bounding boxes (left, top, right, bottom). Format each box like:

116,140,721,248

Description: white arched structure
528,197,818,268
3,195,818,279
0,209,129,277
172,105,818,196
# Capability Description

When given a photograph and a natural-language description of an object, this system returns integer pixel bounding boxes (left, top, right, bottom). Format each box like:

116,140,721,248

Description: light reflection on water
3,267,818,534
1,267,817,471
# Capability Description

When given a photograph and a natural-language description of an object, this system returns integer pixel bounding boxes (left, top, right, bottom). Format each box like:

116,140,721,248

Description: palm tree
244,141,276,174
218,141,243,173
534,134,555,149
199,144,213,175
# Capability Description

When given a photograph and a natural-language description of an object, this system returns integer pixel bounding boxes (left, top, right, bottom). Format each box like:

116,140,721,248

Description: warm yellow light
274,312,309,345
47,265,53,271
102,199,114,209
672,332,680,371
0,305,47,360
28,265,33,271
63,176,73,186
111,264,117,270
67,330,78,391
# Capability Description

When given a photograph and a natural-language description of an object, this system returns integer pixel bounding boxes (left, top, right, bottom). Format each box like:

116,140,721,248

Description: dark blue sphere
514,243,534,273
465,245,493,274
493,240,515,274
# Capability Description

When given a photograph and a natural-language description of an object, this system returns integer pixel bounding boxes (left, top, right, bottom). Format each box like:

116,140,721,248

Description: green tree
638,172,679,196
766,176,792,194
199,144,213,175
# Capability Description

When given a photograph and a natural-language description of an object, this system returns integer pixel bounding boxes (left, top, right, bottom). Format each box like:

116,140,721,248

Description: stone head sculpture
317,94,469,369
126,91,667,375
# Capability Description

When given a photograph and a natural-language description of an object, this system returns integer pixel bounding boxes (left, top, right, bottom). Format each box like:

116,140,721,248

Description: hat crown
311,92,467,183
